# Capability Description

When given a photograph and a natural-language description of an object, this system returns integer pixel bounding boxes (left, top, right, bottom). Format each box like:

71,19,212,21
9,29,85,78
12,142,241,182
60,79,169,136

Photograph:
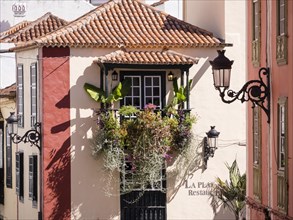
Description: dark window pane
125,98,132,105
133,77,139,86
133,88,140,96
133,98,140,107
153,77,159,86
153,87,160,96
146,88,152,96
145,98,152,105
145,77,152,86
153,98,160,107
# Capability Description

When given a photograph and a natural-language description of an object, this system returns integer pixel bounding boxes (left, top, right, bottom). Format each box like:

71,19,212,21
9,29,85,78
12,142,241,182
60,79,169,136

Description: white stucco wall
69,43,246,220
0,100,17,220
14,49,40,220
70,48,121,220
166,1,247,219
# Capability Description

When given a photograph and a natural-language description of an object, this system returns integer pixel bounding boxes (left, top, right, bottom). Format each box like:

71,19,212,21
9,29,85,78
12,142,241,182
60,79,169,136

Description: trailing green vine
85,78,196,196
91,104,196,195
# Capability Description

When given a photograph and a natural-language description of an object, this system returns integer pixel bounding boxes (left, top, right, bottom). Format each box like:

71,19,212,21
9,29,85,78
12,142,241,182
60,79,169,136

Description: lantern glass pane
213,69,231,89
213,69,221,88
223,69,231,88
7,123,18,135
208,137,218,148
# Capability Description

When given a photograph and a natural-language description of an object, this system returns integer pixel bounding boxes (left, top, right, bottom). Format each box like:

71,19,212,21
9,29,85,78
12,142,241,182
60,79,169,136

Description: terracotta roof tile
14,0,229,50
94,50,198,65
0,13,67,43
0,83,16,97
0,21,31,41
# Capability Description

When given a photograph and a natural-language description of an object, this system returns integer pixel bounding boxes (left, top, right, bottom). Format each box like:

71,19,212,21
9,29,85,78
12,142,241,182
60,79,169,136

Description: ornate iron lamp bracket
11,123,41,151
218,67,270,123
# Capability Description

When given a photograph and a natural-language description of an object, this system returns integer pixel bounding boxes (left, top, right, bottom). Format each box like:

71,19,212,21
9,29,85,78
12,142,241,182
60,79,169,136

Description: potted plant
210,159,246,220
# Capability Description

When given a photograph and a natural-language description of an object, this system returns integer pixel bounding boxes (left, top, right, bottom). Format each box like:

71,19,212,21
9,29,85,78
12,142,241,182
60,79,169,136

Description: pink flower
163,153,172,160
144,103,157,110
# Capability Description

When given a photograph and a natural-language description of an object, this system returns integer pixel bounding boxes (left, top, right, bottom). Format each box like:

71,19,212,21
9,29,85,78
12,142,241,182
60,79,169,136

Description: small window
17,64,24,127
252,0,261,67
16,152,24,202
29,155,38,207
30,63,37,127
6,126,12,188
277,97,288,212
253,106,261,165
121,71,165,110
276,0,288,65
253,106,262,200
278,97,287,171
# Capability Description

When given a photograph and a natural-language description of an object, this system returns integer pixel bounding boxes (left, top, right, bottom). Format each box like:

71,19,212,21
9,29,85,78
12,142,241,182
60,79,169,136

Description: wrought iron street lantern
168,71,174,81
6,112,41,151
112,70,118,81
204,126,220,168
210,50,270,123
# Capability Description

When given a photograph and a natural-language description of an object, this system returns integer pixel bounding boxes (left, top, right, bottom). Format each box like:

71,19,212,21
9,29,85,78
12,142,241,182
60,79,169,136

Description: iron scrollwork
11,123,41,151
218,67,270,123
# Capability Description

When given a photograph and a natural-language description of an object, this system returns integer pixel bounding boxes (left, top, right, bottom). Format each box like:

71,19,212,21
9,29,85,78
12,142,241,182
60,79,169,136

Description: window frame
16,151,24,202
120,71,166,109
17,64,24,127
6,125,12,188
252,0,261,67
277,97,288,212
30,63,37,127
29,155,38,207
252,106,262,200
276,0,288,65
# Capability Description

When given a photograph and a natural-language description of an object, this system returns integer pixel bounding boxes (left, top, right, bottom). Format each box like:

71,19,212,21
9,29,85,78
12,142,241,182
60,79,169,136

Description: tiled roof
13,0,229,50
0,13,67,43
0,83,16,98
94,49,198,65
0,21,31,40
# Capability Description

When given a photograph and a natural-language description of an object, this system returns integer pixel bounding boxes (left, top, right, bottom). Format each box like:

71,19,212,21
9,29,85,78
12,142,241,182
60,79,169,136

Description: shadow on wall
49,62,119,219
167,137,206,202
213,204,235,220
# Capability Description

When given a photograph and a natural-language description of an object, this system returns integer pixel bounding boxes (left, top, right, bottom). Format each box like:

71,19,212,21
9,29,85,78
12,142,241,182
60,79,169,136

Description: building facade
247,0,293,219
1,0,247,219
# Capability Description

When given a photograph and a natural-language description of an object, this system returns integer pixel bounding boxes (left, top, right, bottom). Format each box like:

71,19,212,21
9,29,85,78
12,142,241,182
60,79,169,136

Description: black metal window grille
17,64,24,127
16,152,24,201
30,63,37,127
29,155,38,207
6,126,12,188
0,128,4,204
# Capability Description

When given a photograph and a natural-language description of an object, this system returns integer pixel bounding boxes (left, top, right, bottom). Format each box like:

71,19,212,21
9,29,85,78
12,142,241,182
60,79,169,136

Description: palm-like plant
210,159,246,220
84,78,131,109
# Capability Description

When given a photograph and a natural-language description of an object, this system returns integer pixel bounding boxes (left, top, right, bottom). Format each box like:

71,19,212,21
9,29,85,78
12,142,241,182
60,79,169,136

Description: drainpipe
180,69,184,109
185,69,190,110
266,0,272,217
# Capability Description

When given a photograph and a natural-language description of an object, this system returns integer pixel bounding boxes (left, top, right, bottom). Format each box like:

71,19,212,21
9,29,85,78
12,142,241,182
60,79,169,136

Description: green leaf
84,83,106,102
120,78,131,97
184,79,193,96
176,87,186,102
172,77,179,93
229,160,240,188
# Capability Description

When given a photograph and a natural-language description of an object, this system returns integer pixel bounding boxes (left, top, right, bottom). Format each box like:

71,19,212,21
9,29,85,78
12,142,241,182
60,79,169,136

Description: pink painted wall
42,47,71,220
247,0,293,219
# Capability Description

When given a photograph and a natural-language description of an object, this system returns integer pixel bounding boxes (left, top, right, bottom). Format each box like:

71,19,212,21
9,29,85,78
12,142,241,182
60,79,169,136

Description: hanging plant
91,104,196,194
